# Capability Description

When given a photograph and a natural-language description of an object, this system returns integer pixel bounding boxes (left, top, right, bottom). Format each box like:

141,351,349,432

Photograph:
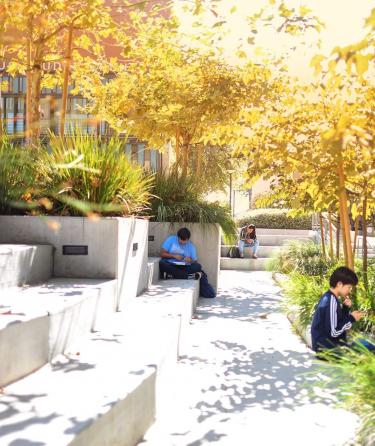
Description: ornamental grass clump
316,342,375,445
34,132,153,216
0,135,35,214
146,168,237,242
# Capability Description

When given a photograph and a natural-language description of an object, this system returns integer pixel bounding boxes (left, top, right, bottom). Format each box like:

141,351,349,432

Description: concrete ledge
256,234,313,246
1,357,156,446
252,228,314,236
221,245,280,258
0,297,187,446
132,279,199,356
147,257,161,286
220,257,268,271
0,278,117,387
0,244,53,288
287,312,312,348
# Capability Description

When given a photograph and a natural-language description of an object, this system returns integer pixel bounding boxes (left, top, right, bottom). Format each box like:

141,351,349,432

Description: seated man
159,227,202,280
238,224,259,259
311,266,362,354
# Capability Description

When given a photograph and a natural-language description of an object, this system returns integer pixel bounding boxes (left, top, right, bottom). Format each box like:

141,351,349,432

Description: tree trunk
60,23,74,137
26,38,32,144
319,213,326,258
29,63,42,141
175,128,180,165
352,215,360,259
362,189,368,290
328,211,334,259
336,214,341,259
196,144,203,176
337,159,354,269
182,133,189,176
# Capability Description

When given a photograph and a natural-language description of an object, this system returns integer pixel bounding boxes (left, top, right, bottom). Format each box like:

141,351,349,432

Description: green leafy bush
236,208,312,229
145,168,237,242
270,241,336,276
34,133,153,216
317,342,375,445
0,135,35,214
281,272,327,328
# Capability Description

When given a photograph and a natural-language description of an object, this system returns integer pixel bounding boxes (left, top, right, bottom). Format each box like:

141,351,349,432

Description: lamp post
228,168,236,217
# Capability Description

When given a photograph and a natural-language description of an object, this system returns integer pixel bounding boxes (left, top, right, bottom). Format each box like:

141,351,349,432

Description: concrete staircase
220,229,314,271
0,247,199,445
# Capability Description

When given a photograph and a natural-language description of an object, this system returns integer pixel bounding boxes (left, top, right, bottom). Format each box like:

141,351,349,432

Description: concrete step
0,278,117,387
220,257,269,271
221,245,280,258
0,278,200,445
138,279,199,356
252,235,313,246
0,244,53,289
148,257,161,286
248,228,313,236
0,326,159,446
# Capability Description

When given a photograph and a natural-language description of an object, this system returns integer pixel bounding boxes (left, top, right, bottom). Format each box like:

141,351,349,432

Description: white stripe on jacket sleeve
330,295,352,337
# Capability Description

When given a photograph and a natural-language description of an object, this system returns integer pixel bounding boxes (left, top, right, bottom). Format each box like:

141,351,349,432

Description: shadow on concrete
0,392,56,439
8,440,46,446
196,287,282,323
186,429,227,445
52,358,96,374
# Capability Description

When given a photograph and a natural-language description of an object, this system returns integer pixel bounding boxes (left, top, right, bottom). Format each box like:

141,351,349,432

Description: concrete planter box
148,222,221,292
0,215,149,309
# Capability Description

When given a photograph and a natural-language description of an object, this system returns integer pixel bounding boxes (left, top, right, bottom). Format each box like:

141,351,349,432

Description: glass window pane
137,143,145,165
150,150,158,171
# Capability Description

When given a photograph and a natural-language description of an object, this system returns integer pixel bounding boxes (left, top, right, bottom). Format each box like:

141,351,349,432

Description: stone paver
140,270,358,446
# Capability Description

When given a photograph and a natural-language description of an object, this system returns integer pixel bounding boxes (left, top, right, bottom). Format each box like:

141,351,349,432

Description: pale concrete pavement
140,270,358,446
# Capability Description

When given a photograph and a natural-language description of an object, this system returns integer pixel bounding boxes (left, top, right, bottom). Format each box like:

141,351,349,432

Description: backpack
227,245,240,258
199,271,216,298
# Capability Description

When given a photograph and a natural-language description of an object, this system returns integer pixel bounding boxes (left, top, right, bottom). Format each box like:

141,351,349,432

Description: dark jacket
311,290,355,352
239,226,257,241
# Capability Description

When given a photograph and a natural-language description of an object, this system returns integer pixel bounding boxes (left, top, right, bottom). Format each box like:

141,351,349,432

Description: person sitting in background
238,224,259,259
159,227,202,280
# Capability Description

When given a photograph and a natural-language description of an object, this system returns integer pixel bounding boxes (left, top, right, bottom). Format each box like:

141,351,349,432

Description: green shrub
145,169,237,242
281,272,327,328
34,133,153,216
317,342,375,444
236,208,312,229
270,241,336,276
355,261,375,334
0,135,36,214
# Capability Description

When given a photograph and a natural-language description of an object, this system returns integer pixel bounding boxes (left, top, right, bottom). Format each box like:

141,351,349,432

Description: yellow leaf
355,54,369,76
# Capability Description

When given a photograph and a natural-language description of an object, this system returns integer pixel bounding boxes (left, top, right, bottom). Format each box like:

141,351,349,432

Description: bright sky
175,0,374,79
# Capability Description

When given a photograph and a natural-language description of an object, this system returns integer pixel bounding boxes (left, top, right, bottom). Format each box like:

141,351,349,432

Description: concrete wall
148,222,221,292
0,216,149,308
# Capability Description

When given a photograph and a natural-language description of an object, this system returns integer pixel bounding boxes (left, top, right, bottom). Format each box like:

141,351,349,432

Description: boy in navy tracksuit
311,267,362,353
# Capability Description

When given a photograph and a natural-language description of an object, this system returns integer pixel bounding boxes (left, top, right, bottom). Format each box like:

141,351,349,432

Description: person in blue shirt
311,266,362,353
159,227,202,280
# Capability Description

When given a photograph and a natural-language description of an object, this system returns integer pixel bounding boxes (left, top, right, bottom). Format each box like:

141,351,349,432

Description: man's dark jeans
159,258,202,279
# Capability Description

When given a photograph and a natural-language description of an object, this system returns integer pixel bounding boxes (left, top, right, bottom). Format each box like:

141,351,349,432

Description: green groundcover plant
315,342,375,445
0,135,35,214
144,168,238,242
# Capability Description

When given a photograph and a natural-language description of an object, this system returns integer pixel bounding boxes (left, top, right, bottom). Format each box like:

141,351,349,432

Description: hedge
235,208,312,230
